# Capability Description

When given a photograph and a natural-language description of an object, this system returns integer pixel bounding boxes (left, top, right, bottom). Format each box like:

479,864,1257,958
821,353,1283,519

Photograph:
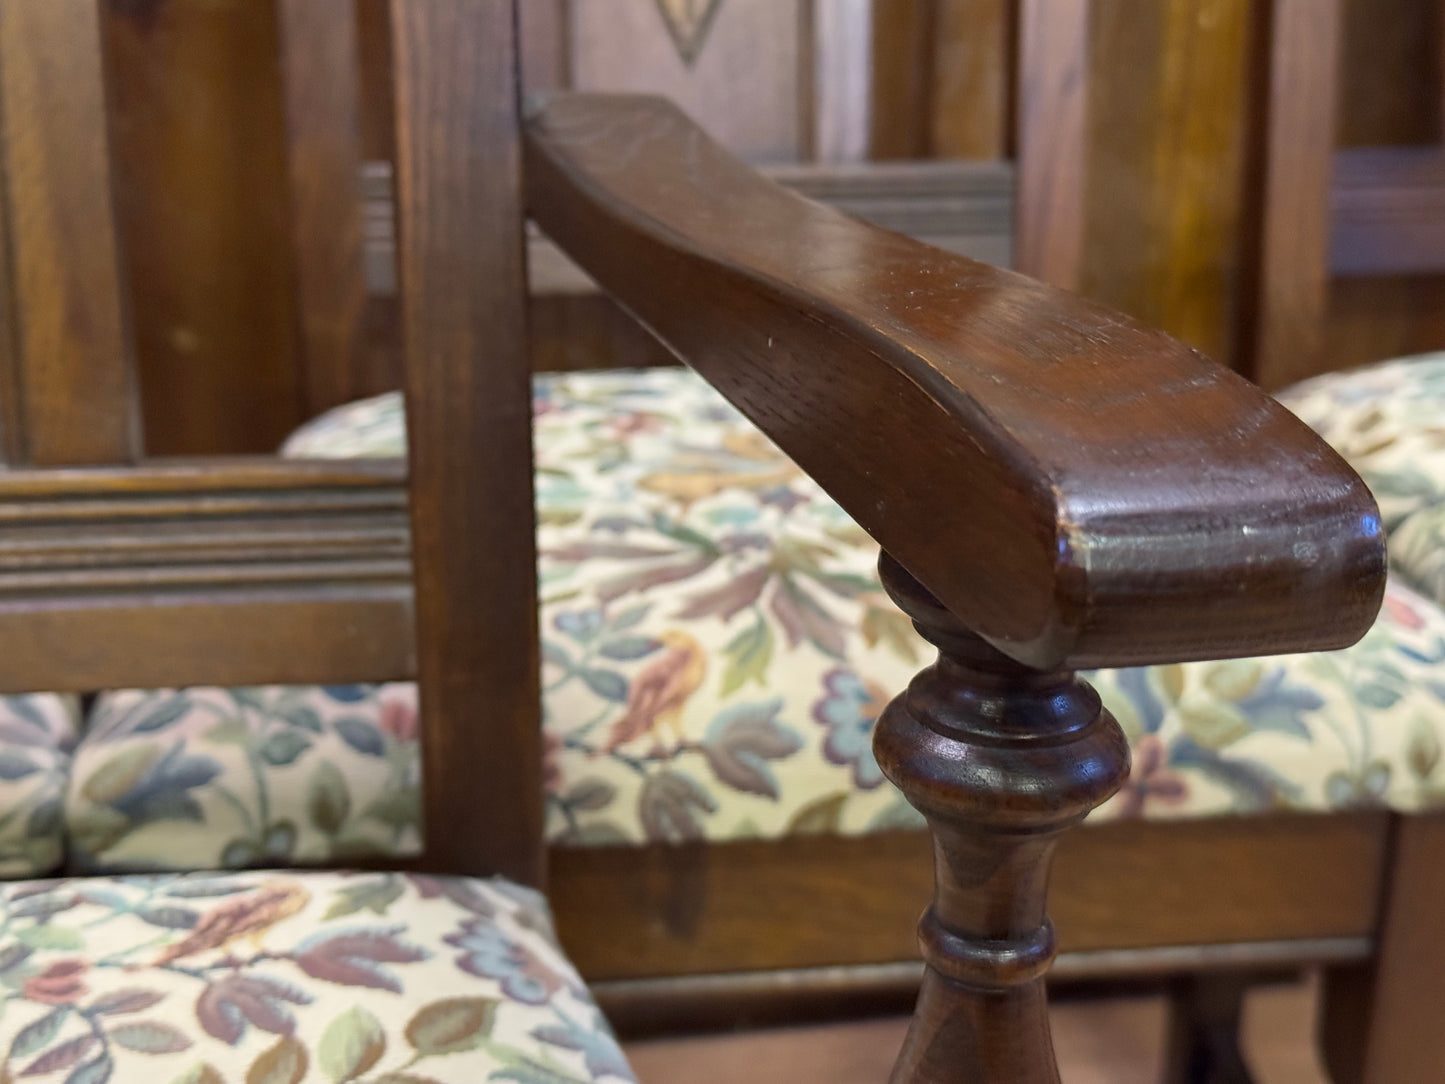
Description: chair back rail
0,459,413,694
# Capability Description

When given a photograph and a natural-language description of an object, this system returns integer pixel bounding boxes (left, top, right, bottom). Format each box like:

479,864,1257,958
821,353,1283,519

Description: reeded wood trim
0,0,140,466
1330,146,1445,276
0,459,412,693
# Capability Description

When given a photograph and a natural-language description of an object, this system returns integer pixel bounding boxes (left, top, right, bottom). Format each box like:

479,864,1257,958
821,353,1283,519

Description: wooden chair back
0,0,545,885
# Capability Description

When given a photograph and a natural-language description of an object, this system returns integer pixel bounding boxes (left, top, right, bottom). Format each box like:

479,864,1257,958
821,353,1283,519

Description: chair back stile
389,0,545,885
0,0,546,886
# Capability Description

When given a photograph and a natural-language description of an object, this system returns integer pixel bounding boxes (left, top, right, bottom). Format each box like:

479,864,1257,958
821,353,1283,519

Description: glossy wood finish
873,555,1130,1082
277,0,373,417
1015,0,1087,289
1320,814,1445,1083
0,0,139,466
525,93,1384,671
390,0,543,885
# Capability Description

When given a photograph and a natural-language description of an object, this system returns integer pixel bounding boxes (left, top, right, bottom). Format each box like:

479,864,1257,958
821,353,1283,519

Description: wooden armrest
523,93,1384,671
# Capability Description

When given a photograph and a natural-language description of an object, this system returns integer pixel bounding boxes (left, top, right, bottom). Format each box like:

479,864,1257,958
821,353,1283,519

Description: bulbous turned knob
874,551,1130,1083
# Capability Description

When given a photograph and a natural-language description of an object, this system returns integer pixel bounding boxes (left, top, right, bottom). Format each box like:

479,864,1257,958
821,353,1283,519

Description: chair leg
1320,813,1445,1083
1162,975,1256,1084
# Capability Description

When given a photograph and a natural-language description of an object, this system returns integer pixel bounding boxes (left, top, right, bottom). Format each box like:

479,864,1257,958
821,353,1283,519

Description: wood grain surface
526,92,1385,670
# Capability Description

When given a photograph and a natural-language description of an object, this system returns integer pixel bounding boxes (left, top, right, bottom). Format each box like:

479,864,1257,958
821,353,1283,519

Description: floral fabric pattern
1276,352,1445,530
74,362,1445,859
0,870,634,1082
1392,503,1445,607
0,696,77,879
67,687,421,873
274,369,1445,843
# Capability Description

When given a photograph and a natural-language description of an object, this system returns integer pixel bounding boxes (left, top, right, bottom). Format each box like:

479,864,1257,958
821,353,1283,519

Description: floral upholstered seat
0,870,633,1082
0,695,79,879
65,357,1445,866
66,687,421,873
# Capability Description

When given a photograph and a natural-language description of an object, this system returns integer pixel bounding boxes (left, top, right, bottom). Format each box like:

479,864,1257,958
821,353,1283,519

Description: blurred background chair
5,0,1444,1080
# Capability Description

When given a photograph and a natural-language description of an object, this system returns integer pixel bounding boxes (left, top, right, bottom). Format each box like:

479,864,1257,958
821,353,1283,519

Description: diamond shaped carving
655,0,725,65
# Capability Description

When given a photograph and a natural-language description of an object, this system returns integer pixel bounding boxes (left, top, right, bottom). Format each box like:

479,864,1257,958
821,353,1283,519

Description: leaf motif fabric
1276,351,1445,529
0,695,78,877
0,870,634,1082
1392,503,1445,607
67,687,421,872
62,363,1445,859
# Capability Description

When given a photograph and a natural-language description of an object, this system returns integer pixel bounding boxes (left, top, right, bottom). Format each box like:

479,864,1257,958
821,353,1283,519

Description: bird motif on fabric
638,429,801,505
148,880,311,967
604,630,706,752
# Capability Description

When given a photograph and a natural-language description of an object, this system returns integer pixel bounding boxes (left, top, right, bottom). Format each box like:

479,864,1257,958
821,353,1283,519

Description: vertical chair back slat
0,0,140,466
1015,0,1088,291
1249,0,1342,391
277,0,373,419
390,0,544,886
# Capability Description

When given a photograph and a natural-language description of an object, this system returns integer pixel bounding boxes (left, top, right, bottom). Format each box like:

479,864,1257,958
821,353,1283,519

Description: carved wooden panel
568,0,808,162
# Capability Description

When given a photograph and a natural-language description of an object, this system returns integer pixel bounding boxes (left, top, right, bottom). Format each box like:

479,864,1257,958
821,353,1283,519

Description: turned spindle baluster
875,552,1131,1083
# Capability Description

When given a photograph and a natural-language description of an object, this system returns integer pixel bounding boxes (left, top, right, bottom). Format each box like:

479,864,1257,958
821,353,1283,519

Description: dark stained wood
0,103,19,466
762,159,1015,267
103,0,304,457
526,93,1385,671
1162,975,1256,1084
519,0,569,92
873,554,1130,1082
1330,146,1445,275
277,0,374,417
529,294,678,372
0,459,412,694
1248,0,1342,391
1015,0,1087,289
1336,0,1441,148
1321,814,1445,1083
595,937,1371,1039
1083,0,1256,370
390,0,544,886
551,812,1388,1018
1321,274,1445,377
0,0,140,466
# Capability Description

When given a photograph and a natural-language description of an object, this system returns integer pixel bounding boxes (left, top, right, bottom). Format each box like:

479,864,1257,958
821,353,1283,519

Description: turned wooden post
875,553,1130,1082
